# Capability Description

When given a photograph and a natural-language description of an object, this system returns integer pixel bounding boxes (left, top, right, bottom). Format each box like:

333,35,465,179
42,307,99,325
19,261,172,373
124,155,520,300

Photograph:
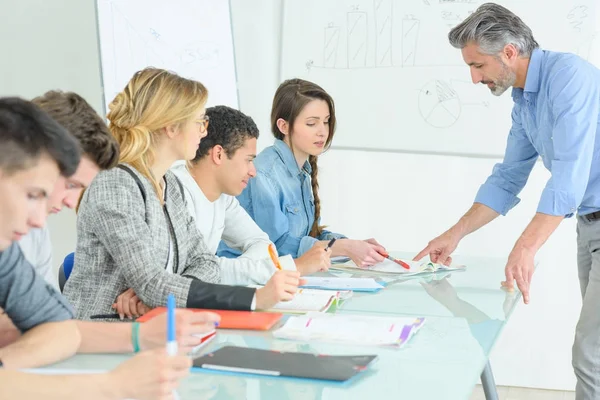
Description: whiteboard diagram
96,0,238,115
418,80,461,128
281,0,599,156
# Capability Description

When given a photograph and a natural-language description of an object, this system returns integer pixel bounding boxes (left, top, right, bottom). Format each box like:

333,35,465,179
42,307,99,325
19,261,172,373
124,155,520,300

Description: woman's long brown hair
270,79,336,237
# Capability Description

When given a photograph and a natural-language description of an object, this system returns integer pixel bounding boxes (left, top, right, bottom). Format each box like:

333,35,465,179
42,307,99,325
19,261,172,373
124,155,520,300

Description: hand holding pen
254,245,303,309
293,239,333,275
378,251,411,270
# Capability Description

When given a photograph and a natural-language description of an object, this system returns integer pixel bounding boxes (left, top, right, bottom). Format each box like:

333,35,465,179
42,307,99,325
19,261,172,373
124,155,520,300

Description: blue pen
167,293,177,356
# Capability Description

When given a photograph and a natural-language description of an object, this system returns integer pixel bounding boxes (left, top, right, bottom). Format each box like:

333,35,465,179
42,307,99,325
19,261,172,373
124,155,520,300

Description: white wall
0,0,104,279
230,0,283,152
0,0,581,391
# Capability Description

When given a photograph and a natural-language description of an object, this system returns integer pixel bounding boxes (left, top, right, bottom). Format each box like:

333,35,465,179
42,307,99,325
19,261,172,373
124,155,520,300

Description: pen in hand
268,243,283,270
325,238,336,251
379,251,411,270
166,293,181,400
167,293,177,356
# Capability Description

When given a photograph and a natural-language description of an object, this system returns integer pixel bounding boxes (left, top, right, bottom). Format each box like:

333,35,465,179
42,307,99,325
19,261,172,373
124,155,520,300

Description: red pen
379,251,411,270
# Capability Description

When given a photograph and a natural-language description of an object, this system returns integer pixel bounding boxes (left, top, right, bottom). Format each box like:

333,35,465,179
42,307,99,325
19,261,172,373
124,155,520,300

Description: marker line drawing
374,0,393,66
347,11,369,68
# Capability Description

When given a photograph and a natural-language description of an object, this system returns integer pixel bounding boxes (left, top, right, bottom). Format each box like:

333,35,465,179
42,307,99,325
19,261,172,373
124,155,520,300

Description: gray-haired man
414,3,600,399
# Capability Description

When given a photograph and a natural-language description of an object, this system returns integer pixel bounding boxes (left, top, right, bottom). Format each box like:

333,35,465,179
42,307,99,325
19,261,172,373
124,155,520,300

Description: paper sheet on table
300,276,384,292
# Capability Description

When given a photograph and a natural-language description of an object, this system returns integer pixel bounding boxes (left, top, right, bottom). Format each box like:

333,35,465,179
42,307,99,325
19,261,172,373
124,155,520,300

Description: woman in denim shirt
220,79,387,267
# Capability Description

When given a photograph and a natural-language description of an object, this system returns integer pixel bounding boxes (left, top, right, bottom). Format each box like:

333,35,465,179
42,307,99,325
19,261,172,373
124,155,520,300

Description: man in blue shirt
414,3,600,398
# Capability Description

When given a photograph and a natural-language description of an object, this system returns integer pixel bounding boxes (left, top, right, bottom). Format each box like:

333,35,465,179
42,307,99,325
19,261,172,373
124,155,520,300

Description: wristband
131,322,141,353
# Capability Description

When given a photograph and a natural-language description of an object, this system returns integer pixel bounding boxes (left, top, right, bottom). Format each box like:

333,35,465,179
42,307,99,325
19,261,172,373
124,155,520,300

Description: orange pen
380,251,411,270
268,243,283,270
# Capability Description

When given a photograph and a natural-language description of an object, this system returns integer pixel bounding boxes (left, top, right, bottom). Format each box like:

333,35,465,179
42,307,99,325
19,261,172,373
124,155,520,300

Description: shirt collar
524,48,543,93
511,48,543,104
273,139,312,176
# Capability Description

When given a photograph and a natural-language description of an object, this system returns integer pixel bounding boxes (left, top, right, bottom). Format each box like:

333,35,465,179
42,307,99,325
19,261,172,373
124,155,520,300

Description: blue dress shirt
475,48,600,217
218,139,345,258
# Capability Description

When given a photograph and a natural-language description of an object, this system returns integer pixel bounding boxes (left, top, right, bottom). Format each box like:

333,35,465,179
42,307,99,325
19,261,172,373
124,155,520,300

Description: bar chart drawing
281,0,599,156
323,26,341,67
402,17,420,66
374,0,393,66
347,11,368,67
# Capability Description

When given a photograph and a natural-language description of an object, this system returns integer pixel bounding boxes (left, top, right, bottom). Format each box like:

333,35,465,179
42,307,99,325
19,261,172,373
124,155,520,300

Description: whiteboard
96,0,238,114
281,0,599,157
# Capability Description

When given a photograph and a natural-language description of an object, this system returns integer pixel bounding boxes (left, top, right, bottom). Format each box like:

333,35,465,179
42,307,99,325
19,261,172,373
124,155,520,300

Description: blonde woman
63,68,300,319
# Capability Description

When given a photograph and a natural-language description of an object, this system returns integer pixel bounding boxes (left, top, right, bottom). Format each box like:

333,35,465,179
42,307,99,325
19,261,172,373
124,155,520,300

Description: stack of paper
267,289,350,314
300,277,385,292
274,312,426,347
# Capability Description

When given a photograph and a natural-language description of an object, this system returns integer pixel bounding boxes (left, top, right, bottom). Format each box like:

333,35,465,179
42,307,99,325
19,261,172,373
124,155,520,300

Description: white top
19,227,58,290
171,163,295,285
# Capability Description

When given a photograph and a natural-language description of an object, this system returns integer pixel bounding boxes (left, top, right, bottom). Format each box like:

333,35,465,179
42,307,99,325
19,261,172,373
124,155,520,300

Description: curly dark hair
191,105,259,163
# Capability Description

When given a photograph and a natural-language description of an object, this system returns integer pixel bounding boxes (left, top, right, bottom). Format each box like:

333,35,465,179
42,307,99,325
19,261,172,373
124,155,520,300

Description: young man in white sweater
171,105,330,285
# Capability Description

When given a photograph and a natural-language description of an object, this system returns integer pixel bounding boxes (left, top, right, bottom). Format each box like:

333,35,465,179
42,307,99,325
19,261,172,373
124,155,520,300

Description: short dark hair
32,91,119,170
0,97,80,176
191,105,259,163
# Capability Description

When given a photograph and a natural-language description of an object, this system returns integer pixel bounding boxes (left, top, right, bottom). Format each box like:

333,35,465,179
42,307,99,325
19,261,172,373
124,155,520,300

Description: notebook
192,345,378,382
300,277,385,292
267,289,350,313
273,312,426,348
331,258,466,277
137,308,283,330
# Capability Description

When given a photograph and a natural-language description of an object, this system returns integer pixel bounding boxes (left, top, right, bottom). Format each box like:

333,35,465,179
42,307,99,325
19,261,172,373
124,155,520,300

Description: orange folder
137,307,283,331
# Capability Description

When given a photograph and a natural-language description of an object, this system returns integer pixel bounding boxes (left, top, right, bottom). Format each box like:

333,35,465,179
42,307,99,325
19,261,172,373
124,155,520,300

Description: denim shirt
475,48,600,217
217,139,345,258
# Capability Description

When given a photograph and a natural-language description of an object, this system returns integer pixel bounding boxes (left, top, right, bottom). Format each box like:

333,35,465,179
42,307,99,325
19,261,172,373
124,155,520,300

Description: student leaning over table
172,106,330,281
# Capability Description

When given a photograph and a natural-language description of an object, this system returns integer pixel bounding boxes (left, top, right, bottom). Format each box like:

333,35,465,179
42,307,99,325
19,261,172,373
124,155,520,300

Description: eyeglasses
196,116,210,133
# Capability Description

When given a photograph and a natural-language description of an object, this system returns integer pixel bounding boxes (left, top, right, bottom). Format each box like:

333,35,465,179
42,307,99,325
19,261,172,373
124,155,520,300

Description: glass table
34,252,520,400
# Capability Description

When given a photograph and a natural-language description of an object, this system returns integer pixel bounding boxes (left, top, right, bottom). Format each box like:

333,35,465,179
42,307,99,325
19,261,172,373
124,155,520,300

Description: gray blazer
64,164,255,319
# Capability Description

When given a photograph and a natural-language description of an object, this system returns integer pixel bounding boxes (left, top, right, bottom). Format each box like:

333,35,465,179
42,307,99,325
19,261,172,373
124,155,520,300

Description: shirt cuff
251,294,256,311
474,183,521,216
279,255,297,271
298,236,318,257
318,231,347,241
537,187,577,217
